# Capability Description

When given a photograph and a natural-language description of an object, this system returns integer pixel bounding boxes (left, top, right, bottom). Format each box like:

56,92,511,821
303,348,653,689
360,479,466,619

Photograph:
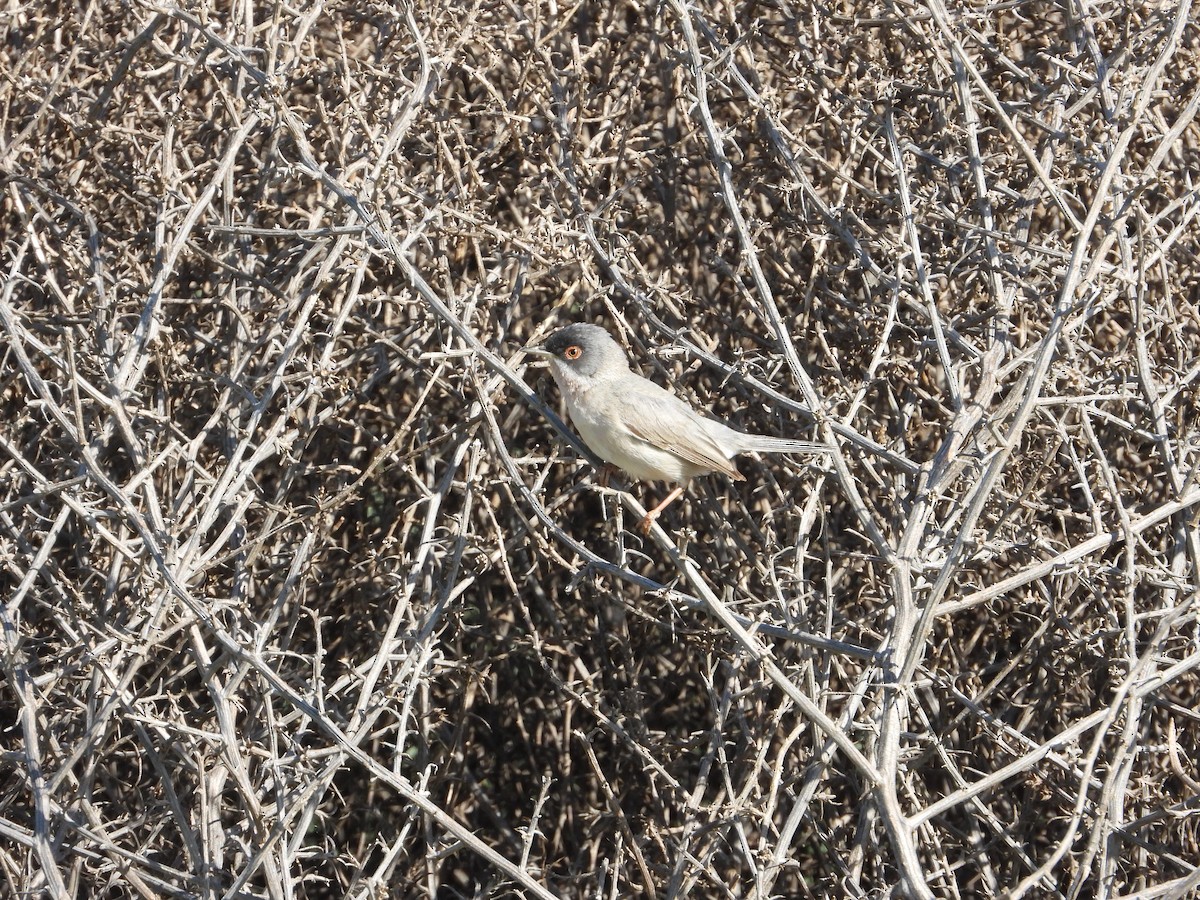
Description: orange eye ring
563,345,582,360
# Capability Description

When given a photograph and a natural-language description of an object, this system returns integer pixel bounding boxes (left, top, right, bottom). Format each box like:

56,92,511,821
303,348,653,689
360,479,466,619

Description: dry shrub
2,1,1198,897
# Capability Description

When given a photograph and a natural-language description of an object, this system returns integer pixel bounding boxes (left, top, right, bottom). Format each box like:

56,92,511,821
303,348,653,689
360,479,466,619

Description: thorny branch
1,1,1198,897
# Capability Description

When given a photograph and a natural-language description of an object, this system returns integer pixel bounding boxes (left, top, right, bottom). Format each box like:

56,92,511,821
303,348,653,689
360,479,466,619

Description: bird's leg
638,484,686,535
596,463,619,489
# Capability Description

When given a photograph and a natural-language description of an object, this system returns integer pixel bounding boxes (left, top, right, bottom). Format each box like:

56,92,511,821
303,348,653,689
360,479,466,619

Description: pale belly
566,395,699,484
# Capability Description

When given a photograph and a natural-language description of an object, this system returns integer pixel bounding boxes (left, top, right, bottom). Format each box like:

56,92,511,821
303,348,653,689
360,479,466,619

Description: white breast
554,370,695,484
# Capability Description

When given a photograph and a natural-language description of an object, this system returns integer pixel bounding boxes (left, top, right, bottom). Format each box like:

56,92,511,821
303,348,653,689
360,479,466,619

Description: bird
524,323,830,534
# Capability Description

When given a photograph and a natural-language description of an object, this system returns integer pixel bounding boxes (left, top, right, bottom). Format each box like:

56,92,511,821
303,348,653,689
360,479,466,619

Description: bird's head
525,324,632,384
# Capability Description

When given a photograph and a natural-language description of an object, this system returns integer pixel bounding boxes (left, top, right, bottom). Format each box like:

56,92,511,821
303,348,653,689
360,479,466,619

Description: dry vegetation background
2,0,1199,897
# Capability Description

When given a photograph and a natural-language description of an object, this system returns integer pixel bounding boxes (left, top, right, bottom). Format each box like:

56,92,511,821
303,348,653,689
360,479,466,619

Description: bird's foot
596,463,619,489
637,485,686,535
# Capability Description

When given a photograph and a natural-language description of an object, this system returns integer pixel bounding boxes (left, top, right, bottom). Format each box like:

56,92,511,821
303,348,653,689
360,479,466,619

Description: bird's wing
618,379,743,480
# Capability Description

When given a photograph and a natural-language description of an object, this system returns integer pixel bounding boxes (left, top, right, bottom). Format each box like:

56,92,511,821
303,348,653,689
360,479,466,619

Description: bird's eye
564,345,582,360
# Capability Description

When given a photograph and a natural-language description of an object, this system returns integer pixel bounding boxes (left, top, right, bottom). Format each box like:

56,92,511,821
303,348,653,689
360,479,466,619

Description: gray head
529,324,632,382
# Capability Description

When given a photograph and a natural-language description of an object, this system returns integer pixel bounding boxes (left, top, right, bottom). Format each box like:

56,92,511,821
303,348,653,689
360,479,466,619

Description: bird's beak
522,341,554,361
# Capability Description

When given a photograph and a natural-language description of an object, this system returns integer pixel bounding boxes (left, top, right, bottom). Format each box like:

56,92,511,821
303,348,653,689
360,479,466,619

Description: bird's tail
739,435,830,455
